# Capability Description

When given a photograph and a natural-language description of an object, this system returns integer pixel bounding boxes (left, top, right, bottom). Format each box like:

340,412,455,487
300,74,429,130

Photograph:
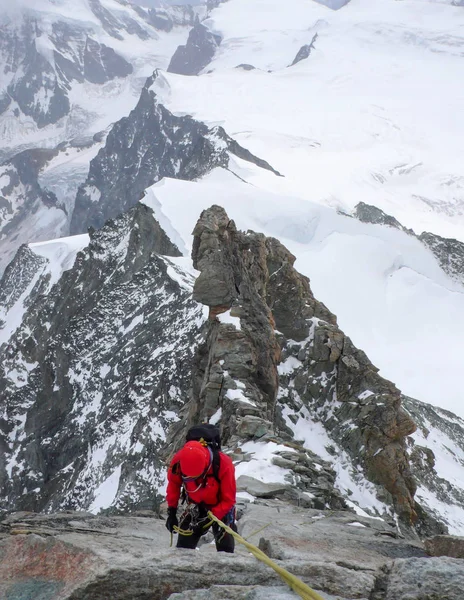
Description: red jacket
166,450,236,520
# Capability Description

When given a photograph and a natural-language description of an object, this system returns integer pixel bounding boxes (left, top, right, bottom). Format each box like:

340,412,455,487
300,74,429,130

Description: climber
165,424,237,553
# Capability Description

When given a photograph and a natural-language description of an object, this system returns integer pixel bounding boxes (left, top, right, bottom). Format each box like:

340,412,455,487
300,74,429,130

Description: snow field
158,0,464,241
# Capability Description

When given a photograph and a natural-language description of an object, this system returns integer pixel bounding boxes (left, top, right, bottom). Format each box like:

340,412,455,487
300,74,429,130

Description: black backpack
185,424,221,482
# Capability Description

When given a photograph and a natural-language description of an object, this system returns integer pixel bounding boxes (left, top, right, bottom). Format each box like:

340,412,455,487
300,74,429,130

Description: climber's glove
192,515,212,536
166,507,178,533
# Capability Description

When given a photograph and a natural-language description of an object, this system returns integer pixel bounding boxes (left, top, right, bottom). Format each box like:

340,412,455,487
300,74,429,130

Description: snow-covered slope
158,0,464,242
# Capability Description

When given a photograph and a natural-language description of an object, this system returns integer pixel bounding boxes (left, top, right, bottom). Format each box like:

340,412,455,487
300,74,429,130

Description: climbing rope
207,511,326,600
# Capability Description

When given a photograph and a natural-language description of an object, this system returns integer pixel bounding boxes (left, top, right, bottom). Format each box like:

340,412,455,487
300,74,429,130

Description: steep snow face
0,0,193,158
142,169,464,420
160,0,464,243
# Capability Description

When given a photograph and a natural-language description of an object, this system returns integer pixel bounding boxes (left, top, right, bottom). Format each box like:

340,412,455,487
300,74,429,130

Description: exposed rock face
71,73,280,234
424,535,464,558
175,205,417,523
353,202,410,233
87,0,151,41
1,503,446,600
0,246,48,333
0,204,204,513
168,22,221,76
0,149,60,238
290,34,318,66
419,231,464,284
7,41,70,128
383,556,464,600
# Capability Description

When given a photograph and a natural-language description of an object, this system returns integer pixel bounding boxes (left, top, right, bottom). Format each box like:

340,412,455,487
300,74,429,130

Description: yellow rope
207,512,326,600
245,522,272,540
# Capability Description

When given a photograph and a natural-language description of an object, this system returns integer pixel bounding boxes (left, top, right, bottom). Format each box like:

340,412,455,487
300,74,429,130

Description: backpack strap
211,449,221,483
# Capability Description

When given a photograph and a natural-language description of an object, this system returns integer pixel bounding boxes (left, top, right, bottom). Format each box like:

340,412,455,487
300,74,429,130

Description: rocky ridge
168,205,417,525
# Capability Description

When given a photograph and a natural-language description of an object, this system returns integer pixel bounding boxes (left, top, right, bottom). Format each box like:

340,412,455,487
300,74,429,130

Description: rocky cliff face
168,22,221,76
169,205,417,524
0,203,204,513
71,72,280,234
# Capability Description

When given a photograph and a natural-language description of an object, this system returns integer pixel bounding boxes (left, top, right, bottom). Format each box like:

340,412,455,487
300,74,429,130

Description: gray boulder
385,557,464,600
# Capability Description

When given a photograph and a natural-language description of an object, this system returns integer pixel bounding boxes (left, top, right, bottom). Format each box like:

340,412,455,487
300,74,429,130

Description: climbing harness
170,504,213,547
207,511,326,600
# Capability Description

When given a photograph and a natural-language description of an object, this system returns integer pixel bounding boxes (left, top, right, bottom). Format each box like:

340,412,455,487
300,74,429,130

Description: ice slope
142,168,464,419
158,0,464,242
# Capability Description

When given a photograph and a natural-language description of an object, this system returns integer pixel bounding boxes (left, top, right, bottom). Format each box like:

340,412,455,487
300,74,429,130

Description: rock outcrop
353,202,411,233
290,34,318,67
425,534,464,558
3,502,463,600
171,206,417,524
168,22,221,76
419,231,464,284
353,201,464,284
